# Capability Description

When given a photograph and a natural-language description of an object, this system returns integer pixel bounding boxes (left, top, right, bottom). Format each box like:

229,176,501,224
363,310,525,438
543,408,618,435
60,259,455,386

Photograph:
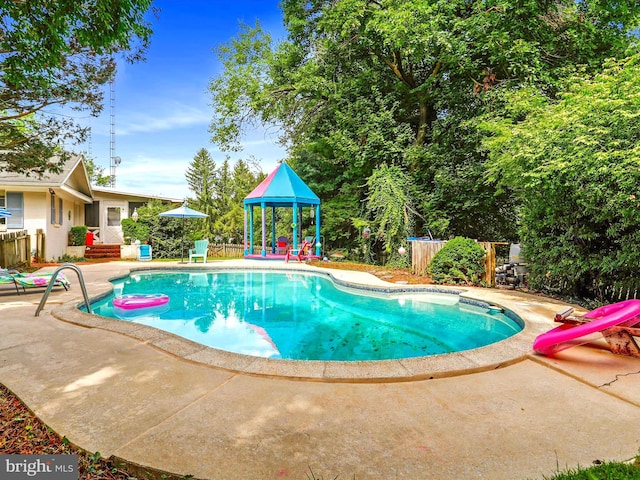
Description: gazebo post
292,202,298,252
315,204,321,256
249,206,254,255
271,206,276,254
261,202,267,256
243,204,248,255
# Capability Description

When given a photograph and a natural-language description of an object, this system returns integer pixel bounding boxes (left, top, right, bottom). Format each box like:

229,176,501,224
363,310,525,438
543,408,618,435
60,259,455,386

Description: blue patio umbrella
0,208,12,218
158,202,208,263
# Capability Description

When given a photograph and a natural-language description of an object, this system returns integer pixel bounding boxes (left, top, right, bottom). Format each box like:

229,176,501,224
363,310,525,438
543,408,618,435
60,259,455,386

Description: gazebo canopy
244,162,319,207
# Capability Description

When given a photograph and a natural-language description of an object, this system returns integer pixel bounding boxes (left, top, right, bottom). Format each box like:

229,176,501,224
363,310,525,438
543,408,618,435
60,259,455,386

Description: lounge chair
0,269,21,294
1,269,70,294
189,239,209,263
138,244,152,261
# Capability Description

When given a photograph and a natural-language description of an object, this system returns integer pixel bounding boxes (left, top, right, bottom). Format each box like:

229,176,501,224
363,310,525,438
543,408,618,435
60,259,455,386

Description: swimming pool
87,269,523,361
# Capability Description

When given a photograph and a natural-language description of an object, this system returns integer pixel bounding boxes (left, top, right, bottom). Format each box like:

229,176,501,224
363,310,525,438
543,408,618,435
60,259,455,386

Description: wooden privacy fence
411,240,447,276
0,230,31,269
410,240,506,286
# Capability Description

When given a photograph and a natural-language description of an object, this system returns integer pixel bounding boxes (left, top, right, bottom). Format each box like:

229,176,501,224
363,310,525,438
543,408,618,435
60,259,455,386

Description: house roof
2,154,81,183
1,156,182,205
0,154,93,203
92,186,182,204
244,162,320,206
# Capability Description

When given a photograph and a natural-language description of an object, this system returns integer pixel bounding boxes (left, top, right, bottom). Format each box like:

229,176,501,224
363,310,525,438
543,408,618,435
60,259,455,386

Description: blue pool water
87,270,522,361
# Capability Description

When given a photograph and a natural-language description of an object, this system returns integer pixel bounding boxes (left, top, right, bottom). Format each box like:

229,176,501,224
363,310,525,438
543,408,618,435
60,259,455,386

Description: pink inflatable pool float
533,299,640,355
113,294,169,310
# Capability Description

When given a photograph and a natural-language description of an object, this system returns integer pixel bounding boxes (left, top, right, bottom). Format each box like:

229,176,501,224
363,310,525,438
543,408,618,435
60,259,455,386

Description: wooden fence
208,243,258,258
0,230,31,269
411,241,447,276
34,229,45,263
208,240,505,285
410,240,507,286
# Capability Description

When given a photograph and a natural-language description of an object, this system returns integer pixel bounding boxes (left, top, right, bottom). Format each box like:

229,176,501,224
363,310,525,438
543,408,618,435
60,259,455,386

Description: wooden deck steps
84,244,121,259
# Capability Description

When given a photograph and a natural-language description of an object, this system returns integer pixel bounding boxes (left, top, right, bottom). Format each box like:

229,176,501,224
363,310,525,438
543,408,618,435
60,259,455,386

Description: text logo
0,455,78,480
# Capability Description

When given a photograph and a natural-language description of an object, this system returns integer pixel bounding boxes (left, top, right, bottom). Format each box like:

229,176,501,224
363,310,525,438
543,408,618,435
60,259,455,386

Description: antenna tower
109,74,121,187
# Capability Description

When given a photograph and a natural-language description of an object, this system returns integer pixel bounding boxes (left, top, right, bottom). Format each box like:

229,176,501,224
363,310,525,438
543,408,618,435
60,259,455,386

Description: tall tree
209,0,639,251
483,54,640,302
214,158,265,243
185,148,218,240
0,0,156,175
84,157,112,186
362,163,418,266
211,156,233,241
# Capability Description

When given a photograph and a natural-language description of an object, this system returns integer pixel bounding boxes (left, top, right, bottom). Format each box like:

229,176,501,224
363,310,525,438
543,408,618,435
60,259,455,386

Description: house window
128,202,144,217
107,207,121,226
2,192,24,229
85,201,100,227
0,190,5,230
50,191,63,225
50,192,56,224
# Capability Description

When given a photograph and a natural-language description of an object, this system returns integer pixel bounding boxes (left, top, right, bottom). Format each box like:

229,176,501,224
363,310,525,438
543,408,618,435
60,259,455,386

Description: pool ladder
35,263,92,316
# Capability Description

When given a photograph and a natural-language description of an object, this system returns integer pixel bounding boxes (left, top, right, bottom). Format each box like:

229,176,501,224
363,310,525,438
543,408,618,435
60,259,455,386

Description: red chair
276,236,289,255
285,237,315,263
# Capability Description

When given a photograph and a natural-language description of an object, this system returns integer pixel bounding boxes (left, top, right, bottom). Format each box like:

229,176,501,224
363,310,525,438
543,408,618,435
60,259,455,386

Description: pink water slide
533,299,640,355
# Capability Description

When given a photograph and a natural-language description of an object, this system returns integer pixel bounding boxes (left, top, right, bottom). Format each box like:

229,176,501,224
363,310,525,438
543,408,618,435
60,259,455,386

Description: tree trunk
415,100,436,147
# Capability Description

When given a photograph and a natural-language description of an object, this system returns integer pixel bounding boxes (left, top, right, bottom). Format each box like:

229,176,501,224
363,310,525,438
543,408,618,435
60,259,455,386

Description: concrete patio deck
1,260,639,479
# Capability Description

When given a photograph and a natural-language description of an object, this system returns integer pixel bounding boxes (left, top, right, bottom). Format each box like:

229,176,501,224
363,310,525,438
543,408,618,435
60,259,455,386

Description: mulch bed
0,384,192,479
308,260,434,285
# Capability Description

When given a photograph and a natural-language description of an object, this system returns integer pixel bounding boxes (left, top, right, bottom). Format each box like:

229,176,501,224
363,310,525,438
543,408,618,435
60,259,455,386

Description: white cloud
117,104,210,135
114,153,191,199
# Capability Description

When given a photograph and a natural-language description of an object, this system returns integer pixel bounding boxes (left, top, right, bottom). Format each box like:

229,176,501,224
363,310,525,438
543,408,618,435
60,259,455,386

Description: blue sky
81,1,287,199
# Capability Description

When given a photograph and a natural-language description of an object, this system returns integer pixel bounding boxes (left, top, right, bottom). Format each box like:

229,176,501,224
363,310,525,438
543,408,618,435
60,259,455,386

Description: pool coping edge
50,263,547,383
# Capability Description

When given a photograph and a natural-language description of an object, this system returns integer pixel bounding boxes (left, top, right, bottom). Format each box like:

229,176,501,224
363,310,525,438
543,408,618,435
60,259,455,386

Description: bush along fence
410,239,503,286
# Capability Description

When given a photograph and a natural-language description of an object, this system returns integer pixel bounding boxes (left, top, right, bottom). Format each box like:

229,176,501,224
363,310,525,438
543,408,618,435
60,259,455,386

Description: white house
0,155,180,261
90,186,181,245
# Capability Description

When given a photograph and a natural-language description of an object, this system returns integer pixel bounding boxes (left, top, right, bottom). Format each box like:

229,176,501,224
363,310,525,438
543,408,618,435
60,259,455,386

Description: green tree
185,148,218,240
209,0,639,254
361,163,418,266
211,156,233,240
84,157,112,186
214,158,265,243
0,0,156,175
137,199,183,259
483,54,640,302
183,153,265,245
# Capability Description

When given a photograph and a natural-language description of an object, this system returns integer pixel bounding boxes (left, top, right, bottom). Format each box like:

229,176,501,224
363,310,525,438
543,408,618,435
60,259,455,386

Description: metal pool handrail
35,263,92,316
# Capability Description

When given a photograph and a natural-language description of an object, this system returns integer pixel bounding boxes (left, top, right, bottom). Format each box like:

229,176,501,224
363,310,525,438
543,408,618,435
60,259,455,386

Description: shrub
121,218,149,245
69,226,88,246
57,253,85,263
429,237,486,285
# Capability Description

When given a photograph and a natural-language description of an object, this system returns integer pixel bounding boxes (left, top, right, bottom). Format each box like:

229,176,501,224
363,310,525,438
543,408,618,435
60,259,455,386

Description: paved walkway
1,261,639,479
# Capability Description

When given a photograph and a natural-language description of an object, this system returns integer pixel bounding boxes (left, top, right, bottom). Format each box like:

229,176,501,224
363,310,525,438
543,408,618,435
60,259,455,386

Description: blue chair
138,244,152,261
189,239,209,263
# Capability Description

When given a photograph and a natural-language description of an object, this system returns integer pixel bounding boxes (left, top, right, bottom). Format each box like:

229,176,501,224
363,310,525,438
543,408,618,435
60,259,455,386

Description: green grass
540,457,640,480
